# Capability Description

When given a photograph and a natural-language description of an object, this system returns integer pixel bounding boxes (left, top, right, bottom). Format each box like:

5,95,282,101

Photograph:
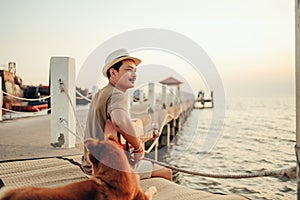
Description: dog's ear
84,138,101,163
85,138,104,166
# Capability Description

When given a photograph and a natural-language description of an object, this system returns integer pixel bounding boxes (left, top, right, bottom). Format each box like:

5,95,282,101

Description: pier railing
0,80,91,121
129,82,194,160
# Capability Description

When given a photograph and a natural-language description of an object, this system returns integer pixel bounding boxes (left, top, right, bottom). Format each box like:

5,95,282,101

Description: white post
148,82,155,107
172,119,176,136
169,88,174,106
0,76,2,122
50,57,76,148
295,1,300,198
176,85,181,105
167,123,170,146
154,141,158,161
139,89,143,103
178,116,181,132
161,85,167,107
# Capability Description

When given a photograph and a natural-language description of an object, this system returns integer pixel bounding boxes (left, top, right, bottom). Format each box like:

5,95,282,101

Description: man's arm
110,108,141,150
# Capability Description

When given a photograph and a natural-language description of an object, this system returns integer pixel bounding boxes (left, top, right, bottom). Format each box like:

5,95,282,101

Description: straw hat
102,49,141,78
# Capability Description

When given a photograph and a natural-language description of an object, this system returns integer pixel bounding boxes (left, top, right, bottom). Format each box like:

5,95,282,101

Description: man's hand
132,143,144,165
150,128,159,141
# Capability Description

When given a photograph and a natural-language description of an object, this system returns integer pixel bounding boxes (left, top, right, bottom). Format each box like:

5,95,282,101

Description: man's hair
107,61,123,79
106,59,135,79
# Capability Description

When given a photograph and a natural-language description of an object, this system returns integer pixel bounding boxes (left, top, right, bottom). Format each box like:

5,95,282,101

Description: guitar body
104,118,158,150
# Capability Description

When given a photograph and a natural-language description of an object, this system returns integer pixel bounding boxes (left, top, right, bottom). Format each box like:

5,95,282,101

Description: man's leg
135,160,172,181
151,164,172,181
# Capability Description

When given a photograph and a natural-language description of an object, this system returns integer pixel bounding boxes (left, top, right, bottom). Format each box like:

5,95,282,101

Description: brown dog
0,135,157,200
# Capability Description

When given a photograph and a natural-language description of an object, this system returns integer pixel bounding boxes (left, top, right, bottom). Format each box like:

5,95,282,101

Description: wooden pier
0,59,249,200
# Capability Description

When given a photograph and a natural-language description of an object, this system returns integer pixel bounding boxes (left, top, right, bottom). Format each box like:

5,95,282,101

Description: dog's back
0,178,107,200
0,136,157,200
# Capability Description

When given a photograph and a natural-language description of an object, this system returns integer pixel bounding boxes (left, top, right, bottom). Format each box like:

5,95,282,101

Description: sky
0,0,295,98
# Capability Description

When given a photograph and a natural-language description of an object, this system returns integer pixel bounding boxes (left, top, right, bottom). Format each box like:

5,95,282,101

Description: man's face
114,59,137,91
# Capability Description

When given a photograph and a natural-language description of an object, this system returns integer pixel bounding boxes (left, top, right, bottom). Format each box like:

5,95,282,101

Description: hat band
107,55,129,66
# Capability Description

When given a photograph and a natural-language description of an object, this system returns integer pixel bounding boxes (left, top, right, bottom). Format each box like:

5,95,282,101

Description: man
83,49,172,181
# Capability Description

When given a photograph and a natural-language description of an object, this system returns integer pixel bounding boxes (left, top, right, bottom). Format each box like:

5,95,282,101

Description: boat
1,62,49,113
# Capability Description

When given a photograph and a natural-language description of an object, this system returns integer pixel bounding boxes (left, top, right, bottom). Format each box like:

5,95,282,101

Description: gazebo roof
159,76,182,85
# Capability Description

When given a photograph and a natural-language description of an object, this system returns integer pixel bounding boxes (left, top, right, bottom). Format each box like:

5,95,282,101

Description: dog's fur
0,135,157,200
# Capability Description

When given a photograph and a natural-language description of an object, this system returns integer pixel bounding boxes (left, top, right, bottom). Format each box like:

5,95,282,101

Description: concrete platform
0,115,81,161
0,115,248,199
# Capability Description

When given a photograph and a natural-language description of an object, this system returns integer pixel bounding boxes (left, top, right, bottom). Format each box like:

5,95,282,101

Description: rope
60,118,84,142
143,157,296,179
59,82,85,138
75,90,92,102
56,156,84,172
2,90,50,101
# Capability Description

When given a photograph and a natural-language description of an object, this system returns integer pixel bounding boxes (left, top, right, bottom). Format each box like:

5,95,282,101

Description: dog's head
84,135,145,199
84,135,132,173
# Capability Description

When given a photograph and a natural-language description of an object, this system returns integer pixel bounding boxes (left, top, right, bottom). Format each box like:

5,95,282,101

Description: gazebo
159,76,183,90
159,76,183,106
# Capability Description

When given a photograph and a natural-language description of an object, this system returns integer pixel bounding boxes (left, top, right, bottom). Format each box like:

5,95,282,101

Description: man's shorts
134,159,153,179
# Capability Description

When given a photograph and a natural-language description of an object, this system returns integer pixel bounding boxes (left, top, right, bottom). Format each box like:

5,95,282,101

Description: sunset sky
0,0,295,98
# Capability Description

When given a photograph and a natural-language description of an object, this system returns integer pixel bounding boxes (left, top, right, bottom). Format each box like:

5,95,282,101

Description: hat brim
102,56,141,78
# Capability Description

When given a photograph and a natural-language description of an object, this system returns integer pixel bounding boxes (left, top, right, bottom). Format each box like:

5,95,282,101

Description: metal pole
295,1,300,199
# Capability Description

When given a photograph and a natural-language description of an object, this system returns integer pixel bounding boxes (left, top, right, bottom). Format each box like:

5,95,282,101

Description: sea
76,96,296,200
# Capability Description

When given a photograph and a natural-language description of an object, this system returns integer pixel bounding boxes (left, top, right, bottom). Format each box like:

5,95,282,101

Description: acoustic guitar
104,118,159,150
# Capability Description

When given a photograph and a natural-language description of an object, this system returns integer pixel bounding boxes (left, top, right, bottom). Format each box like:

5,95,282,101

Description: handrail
59,117,84,142
75,90,92,102
2,90,50,101
144,110,181,153
2,89,92,102
59,82,85,138
0,87,92,122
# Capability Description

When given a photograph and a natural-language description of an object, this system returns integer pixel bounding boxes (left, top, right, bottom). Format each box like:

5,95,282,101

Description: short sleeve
107,90,128,116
